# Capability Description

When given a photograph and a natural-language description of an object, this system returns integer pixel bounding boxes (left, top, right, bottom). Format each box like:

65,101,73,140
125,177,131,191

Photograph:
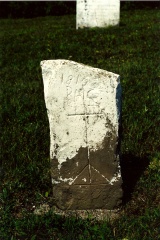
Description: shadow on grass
121,154,150,205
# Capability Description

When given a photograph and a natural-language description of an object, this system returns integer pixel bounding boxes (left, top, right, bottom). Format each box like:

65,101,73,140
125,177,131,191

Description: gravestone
76,0,120,29
41,60,122,210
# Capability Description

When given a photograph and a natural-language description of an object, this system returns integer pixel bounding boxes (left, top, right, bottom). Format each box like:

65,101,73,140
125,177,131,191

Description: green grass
0,9,160,239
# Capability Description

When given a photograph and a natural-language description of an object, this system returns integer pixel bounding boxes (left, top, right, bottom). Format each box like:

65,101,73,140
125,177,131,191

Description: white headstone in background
76,0,120,29
41,59,122,210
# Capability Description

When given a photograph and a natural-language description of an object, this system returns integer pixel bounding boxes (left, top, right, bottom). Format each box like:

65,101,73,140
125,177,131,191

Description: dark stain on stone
53,182,122,210
54,143,59,155
90,134,119,181
51,157,60,180
51,117,122,210
90,166,108,184
53,133,56,140
51,147,88,181
73,166,90,185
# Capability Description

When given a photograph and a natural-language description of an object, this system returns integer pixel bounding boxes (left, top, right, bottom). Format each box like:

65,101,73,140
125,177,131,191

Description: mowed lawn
0,9,160,240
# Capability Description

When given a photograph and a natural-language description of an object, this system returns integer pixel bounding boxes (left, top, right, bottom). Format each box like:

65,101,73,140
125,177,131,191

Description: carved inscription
65,74,104,115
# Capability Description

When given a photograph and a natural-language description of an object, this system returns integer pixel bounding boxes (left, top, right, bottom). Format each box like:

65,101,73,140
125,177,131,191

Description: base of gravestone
52,181,122,210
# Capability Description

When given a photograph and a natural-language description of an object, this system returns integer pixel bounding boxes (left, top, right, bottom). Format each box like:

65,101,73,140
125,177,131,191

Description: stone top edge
40,59,120,78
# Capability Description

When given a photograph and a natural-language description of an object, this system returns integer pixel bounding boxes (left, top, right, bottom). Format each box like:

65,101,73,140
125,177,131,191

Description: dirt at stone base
34,204,121,221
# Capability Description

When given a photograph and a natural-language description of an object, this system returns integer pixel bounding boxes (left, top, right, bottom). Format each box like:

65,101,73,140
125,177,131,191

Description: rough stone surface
41,59,122,210
76,0,120,29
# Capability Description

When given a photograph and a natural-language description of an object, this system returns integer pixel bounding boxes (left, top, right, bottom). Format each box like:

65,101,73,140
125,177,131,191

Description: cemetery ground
0,9,160,240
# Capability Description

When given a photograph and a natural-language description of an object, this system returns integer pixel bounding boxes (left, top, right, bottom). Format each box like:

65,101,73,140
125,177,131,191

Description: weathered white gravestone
76,0,120,29
41,60,122,210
